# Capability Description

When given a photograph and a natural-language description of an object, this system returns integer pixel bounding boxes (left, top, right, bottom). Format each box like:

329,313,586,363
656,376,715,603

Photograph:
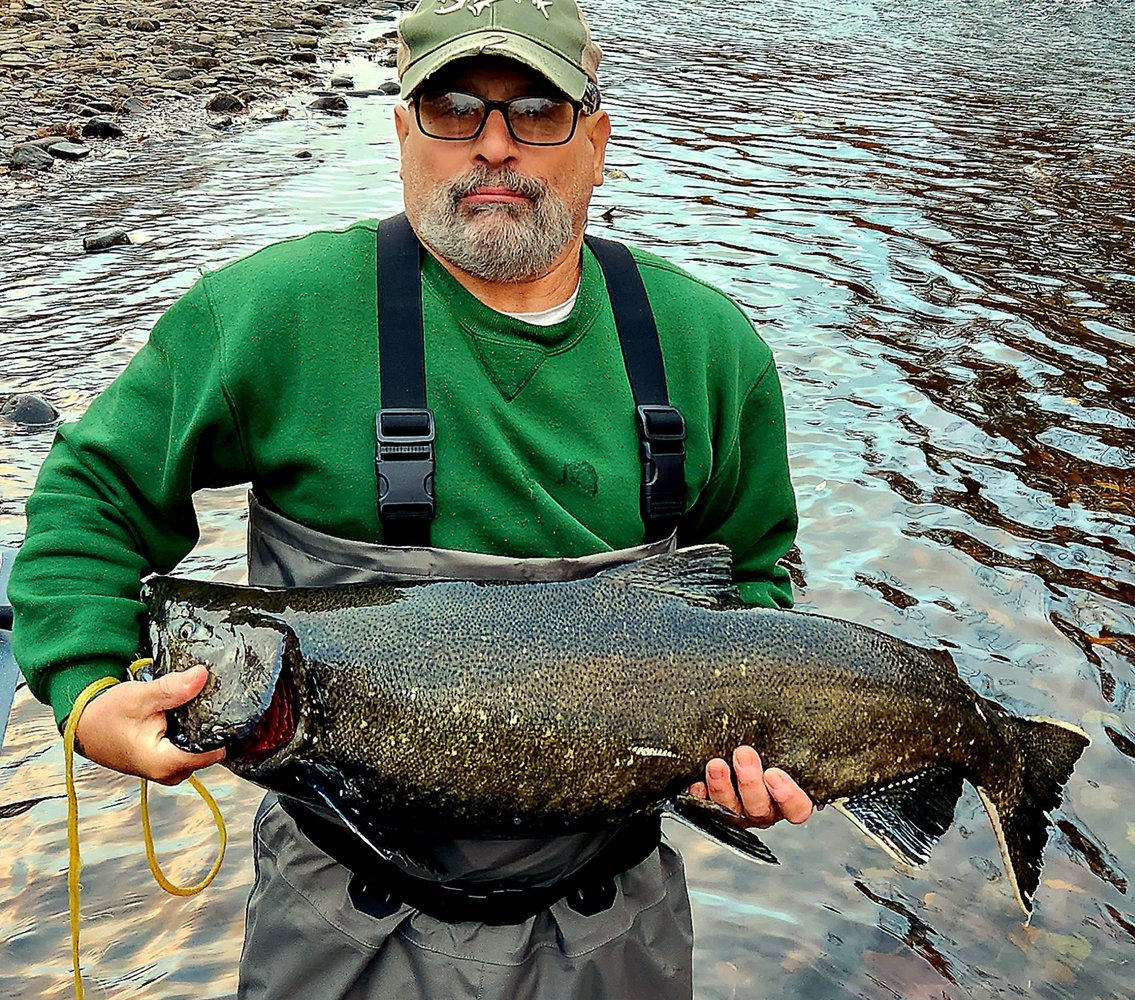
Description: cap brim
400,31,588,102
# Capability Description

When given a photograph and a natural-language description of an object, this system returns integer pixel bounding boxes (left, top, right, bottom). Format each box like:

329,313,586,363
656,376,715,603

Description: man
10,0,811,995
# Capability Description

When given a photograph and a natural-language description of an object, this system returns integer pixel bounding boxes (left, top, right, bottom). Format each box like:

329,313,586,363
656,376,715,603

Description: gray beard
413,167,576,283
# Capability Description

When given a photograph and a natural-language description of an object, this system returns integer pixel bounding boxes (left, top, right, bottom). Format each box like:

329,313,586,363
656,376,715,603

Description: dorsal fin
600,544,738,608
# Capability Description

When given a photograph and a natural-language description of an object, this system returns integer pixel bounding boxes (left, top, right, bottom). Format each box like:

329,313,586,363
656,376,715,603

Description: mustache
446,167,548,204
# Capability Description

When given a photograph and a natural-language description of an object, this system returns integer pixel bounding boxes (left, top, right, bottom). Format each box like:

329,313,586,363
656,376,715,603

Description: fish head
141,576,304,770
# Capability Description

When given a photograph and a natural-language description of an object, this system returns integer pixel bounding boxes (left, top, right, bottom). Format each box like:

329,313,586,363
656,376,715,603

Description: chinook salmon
142,545,1089,913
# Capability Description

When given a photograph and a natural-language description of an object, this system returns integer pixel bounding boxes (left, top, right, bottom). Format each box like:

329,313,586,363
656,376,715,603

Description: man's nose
472,107,518,164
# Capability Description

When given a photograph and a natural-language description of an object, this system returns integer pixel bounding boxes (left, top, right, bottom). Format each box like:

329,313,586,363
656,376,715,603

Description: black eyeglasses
413,91,584,147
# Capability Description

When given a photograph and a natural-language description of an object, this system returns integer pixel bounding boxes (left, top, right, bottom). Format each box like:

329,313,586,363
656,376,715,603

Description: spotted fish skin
142,545,1088,913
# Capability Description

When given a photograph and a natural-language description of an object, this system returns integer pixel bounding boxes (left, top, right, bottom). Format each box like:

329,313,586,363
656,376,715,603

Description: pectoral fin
668,794,779,865
303,763,445,877
833,764,964,868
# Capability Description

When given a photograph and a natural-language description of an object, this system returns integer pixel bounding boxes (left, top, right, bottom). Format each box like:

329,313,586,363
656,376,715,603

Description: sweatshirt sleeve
684,358,798,610
9,275,250,728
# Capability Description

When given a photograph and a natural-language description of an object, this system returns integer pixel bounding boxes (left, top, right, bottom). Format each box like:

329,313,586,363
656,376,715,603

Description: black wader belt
281,797,663,925
374,214,687,545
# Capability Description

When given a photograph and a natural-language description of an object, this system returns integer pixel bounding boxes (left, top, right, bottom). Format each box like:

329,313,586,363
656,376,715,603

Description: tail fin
977,715,1089,914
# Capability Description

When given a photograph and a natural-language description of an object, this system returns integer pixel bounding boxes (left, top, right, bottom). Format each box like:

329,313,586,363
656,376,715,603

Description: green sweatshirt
11,219,797,728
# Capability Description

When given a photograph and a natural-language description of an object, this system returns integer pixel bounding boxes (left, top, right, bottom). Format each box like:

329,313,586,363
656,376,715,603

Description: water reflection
2,0,1134,997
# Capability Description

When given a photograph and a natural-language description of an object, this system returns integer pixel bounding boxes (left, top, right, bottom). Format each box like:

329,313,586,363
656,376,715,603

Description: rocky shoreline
0,0,409,197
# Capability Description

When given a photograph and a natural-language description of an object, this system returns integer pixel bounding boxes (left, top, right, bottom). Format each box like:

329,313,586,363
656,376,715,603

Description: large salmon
142,544,1089,913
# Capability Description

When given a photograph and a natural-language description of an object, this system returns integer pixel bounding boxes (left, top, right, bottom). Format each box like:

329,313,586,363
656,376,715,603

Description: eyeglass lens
416,92,578,146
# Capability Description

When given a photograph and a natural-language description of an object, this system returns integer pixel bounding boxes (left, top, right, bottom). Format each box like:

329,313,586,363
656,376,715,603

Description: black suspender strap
585,235,687,542
376,214,435,547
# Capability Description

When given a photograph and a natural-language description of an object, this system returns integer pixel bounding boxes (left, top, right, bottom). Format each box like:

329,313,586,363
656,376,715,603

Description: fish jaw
144,586,300,756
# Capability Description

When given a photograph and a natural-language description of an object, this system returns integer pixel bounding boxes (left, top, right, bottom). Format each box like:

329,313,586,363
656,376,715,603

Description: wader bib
237,216,695,998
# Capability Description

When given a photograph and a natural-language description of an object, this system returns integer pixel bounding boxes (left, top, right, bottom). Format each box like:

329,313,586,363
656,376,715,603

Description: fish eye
178,621,211,642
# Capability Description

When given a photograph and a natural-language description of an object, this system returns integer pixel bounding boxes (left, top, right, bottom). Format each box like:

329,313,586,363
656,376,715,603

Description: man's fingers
765,767,813,824
687,781,707,798
705,757,742,814
145,665,209,712
148,742,226,786
733,746,777,826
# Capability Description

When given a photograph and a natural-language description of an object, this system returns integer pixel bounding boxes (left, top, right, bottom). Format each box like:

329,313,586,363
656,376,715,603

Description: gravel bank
0,0,408,194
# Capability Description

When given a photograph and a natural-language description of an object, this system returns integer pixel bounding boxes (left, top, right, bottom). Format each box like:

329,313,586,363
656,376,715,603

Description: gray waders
237,495,694,999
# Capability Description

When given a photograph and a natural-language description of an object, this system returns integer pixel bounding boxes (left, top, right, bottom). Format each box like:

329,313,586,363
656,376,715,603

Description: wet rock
295,149,312,158
207,115,232,130
291,35,319,49
47,141,89,160
19,135,74,151
82,116,124,138
82,230,130,253
308,94,347,112
251,107,289,123
344,82,400,98
205,91,244,113
290,51,318,64
163,66,195,80
125,18,160,32
0,394,61,426
10,145,54,171
119,96,148,114
330,73,353,88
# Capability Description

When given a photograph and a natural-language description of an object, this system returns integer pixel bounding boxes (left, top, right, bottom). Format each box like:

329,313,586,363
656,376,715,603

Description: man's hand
688,745,812,828
73,665,225,786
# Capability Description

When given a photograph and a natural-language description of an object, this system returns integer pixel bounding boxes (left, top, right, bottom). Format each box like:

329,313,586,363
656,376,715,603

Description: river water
1,0,1133,997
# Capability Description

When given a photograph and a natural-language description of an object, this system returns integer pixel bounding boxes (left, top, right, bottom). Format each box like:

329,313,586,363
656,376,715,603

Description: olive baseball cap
397,0,602,102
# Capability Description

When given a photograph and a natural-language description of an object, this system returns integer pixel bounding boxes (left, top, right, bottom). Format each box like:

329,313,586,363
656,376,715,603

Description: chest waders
245,214,689,928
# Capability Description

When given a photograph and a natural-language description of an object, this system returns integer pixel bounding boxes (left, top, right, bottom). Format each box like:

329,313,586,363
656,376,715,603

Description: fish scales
144,544,1089,913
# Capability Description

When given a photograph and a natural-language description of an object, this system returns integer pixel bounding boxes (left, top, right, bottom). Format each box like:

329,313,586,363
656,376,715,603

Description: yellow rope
64,676,121,1000
140,774,227,895
63,660,228,1000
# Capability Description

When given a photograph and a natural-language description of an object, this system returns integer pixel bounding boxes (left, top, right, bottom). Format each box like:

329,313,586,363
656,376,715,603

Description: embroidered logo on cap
437,0,553,19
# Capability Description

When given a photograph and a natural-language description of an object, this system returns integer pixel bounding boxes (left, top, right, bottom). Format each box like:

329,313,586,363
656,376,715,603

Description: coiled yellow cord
63,659,227,999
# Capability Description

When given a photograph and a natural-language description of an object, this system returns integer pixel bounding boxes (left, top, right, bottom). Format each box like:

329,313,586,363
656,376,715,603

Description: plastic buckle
636,404,686,523
375,408,436,522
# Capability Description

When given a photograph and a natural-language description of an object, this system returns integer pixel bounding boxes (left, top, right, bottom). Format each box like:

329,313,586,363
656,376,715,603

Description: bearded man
10,0,811,996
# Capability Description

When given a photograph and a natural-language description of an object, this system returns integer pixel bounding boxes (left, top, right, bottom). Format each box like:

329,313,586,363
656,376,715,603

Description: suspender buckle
376,408,436,530
636,404,687,529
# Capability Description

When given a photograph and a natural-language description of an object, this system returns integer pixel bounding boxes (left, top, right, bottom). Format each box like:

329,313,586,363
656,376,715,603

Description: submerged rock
82,230,131,253
0,394,61,426
309,94,348,112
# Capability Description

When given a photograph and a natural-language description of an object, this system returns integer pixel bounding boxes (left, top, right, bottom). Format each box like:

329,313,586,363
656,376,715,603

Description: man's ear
586,110,612,187
394,104,411,179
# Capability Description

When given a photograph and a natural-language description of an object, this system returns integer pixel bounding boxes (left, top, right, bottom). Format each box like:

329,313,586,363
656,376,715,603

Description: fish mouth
229,664,298,763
